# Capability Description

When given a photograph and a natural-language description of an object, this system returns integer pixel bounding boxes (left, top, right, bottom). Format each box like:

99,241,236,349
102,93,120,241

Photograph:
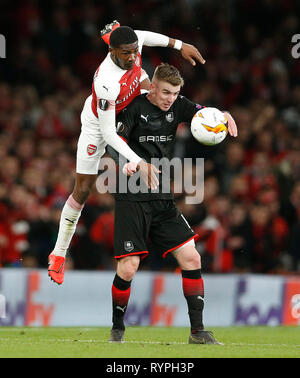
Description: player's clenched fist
122,162,138,176
122,161,160,190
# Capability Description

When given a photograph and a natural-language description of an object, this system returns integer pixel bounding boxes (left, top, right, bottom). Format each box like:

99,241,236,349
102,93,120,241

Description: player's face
150,80,181,111
110,42,139,70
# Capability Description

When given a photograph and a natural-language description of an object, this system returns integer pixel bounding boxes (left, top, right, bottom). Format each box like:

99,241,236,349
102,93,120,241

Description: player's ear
109,46,115,55
149,82,155,92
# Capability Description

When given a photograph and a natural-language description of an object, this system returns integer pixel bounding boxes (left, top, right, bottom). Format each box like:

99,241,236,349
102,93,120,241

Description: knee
186,251,201,270
121,269,136,282
117,256,140,281
73,175,97,203
177,248,201,270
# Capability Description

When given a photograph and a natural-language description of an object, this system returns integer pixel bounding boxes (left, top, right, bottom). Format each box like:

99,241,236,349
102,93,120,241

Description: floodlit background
0,0,299,276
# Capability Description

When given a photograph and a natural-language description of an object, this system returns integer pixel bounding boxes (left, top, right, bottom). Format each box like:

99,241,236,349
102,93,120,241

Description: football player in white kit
48,21,206,284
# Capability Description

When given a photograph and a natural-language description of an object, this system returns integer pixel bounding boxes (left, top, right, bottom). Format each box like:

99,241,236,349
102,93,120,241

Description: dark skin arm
140,69,151,91
168,38,206,66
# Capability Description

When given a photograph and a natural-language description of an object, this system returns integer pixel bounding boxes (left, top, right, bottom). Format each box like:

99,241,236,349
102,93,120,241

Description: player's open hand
137,160,161,190
224,111,238,137
181,43,206,65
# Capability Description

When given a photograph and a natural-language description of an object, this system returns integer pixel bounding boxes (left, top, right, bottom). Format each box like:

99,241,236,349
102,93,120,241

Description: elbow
101,129,117,144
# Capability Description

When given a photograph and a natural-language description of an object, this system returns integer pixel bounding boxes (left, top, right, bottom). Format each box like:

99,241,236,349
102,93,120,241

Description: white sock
52,195,84,257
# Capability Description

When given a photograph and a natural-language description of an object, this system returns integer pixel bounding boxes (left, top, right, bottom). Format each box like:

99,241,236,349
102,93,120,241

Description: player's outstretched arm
100,21,205,66
135,30,206,66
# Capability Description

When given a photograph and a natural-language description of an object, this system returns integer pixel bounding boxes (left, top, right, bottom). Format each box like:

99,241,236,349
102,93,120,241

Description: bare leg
52,173,97,257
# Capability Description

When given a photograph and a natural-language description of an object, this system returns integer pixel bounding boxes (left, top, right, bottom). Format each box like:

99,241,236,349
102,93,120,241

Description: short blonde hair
152,63,184,87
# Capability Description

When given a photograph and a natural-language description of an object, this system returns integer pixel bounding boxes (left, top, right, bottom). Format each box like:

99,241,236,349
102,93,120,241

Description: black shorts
113,200,198,260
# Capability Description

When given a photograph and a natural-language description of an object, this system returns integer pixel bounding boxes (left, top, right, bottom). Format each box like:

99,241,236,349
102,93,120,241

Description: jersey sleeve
93,76,120,101
178,95,205,123
94,76,141,164
106,105,138,168
135,30,169,53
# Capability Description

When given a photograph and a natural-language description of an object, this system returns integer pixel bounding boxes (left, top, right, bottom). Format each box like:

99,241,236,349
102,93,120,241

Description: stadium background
0,0,299,276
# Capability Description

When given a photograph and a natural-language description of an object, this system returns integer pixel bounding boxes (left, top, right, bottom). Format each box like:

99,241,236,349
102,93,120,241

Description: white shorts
76,95,107,174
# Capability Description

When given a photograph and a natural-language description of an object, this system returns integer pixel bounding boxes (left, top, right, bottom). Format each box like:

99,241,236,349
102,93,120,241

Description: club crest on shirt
165,112,174,122
87,144,97,156
116,122,125,133
124,241,134,252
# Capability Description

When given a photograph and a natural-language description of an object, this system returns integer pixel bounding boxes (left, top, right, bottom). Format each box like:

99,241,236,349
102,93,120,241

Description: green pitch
0,326,299,358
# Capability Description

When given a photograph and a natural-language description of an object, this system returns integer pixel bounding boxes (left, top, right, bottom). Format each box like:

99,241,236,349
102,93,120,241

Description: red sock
112,274,131,330
181,269,204,332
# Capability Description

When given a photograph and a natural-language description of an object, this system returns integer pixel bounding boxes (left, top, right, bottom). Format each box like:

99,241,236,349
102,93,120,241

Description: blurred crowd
0,0,299,273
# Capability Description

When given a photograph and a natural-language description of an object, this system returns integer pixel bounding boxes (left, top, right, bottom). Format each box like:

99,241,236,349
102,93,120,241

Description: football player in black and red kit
48,21,207,285
107,63,237,344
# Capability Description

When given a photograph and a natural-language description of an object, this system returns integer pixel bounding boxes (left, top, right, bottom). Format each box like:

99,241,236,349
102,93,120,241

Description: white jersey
77,30,169,174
